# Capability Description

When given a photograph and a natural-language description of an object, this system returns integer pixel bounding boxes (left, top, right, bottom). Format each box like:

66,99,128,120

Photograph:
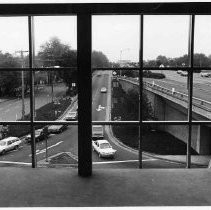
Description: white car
100,87,107,93
0,137,22,155
180,71,188,76
92,139,116,158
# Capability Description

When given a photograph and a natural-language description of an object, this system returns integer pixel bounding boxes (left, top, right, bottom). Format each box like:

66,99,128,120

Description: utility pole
15,50,29,119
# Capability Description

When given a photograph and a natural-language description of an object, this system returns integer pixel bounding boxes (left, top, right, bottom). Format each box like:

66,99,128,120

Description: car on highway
177,70,183,74
48,124,68,134
92,139,116,158
25,128,49,143
180,71,188,76
65,111,78,121
201,72,211,77
100,87,107,93
0,137,22,155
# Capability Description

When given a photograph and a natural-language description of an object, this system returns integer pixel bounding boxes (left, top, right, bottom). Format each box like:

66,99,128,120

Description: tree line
0,37,110,97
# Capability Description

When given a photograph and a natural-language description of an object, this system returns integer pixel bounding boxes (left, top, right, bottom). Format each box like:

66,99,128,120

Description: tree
123,89,153,121
37,37,77,94
0,52,22,97
38,37,76,67
37,37,111,95
156,55,168,67
92,50,110,68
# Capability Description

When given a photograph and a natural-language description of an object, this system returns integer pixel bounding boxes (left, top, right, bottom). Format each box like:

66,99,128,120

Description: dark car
25,128,48,143
47,124,68,134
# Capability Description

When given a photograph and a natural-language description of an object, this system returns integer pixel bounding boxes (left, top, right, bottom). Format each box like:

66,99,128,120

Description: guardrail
119,77,211,112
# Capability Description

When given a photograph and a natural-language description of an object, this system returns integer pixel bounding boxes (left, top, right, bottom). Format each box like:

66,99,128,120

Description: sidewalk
144,153,211,167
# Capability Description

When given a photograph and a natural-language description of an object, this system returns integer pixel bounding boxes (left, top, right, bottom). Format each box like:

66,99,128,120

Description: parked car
48,124,68,134
92,139,116,158
0,137,22,155
65,111,78,121
25,128,49,143
100,87,107,93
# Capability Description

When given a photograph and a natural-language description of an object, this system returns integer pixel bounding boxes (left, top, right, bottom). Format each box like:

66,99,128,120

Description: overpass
116,77,211,155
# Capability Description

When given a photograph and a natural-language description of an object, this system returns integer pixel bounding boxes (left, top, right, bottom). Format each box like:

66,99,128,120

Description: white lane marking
0,161,31,165
93,159,157,164
29,141,63,156
96,105,106,111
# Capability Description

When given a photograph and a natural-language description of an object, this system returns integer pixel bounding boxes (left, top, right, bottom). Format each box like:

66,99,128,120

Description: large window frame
0,3,210,176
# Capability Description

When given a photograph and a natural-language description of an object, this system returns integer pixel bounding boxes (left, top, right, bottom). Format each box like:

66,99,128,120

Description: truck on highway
92,125,104,139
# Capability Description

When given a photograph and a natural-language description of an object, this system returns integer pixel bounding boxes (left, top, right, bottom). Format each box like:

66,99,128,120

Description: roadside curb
37,152,78,168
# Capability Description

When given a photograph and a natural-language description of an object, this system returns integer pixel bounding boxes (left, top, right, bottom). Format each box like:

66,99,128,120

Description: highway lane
147,70,211,102
91,71,139,165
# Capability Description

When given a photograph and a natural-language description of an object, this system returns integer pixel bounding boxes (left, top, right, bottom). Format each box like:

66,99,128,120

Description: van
92,125,104,139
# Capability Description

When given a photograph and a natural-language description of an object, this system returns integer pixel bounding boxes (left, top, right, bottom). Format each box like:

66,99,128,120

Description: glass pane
142,125,204,168
92,15,139,68
0,71,31,121
0,125,31,167
34,16,77,68
35,69,77,121
92,125,139,169
0,17,29,68
37,125,78,168
92,70,139,121
193,71,211,121
194,16,211,67
144,15,189,67
143,70,188,121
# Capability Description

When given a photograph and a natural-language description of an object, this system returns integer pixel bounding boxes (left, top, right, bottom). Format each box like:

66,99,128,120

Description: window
0,3,210,176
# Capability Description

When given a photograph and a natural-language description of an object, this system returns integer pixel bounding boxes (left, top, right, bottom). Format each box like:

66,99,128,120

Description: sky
0,2,211,62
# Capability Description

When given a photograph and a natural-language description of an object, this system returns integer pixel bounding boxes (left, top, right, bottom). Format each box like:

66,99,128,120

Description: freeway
148,70,211,102
0,71,191,168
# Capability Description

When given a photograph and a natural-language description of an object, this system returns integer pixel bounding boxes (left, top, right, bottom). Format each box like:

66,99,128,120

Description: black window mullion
28,16,36,168
139,14,144,169
187,15,195,168
77,13,92,177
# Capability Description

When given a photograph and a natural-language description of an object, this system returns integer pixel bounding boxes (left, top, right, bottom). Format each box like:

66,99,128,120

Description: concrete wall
118,78,211,154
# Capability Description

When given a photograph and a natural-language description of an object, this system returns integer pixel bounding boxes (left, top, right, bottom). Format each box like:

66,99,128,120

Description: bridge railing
119,77,211,112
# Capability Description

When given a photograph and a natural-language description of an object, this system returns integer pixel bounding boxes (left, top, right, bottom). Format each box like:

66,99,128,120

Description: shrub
143,70,166,79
